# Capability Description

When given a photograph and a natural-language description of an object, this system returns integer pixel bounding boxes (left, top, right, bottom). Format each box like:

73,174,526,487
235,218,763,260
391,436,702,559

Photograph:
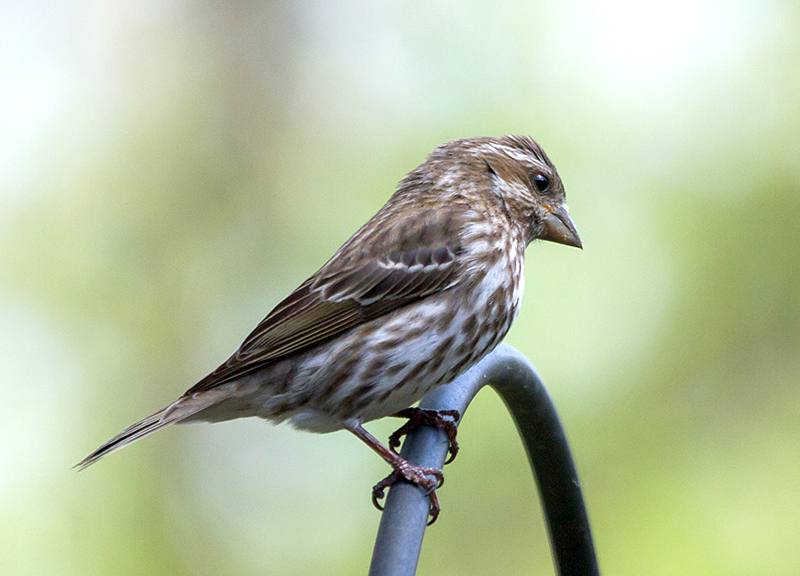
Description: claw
371,470,400,511
426,492,441,525
370,465,444,524
389,408,461,464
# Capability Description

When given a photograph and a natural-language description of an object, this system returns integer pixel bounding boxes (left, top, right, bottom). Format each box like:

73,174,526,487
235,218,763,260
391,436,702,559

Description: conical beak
541,204,582,249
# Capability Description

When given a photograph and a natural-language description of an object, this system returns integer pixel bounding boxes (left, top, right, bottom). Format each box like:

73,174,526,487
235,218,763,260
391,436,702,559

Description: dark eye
533,174,550,192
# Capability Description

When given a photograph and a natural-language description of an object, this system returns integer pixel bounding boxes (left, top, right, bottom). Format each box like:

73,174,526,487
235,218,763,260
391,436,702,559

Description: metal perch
368,343,600,576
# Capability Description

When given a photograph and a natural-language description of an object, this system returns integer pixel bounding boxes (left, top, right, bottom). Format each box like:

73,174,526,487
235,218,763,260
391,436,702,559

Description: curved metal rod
368,343,599,576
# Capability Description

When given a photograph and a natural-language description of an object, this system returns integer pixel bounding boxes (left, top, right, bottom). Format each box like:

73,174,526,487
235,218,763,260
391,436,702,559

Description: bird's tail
75,390,231,470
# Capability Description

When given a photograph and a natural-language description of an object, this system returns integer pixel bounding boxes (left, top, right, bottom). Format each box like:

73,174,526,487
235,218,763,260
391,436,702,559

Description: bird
77,135,581,522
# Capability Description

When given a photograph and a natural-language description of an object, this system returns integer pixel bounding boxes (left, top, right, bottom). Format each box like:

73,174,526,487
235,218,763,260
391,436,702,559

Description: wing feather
187,208,467,394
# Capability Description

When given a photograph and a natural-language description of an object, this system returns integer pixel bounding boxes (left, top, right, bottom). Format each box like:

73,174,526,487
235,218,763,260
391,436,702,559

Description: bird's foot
371,459,444,525
389,408,461,464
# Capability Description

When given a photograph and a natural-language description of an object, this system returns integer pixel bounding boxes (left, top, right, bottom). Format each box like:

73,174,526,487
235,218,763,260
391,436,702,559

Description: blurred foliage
1,1,799,575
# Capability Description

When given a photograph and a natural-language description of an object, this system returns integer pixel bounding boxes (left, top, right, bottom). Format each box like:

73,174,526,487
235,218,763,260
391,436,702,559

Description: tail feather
76,408,173,470
76,387,239,470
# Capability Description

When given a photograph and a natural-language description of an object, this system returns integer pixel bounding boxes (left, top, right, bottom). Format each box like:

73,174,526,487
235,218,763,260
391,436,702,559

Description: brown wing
187,208,467,393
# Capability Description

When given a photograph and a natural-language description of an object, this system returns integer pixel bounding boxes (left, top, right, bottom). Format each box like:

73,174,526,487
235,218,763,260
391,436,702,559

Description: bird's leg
389,408,461,464
347,423,444,524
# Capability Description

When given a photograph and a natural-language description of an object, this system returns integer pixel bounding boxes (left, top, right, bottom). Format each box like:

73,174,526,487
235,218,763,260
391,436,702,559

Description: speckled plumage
78,135,581,517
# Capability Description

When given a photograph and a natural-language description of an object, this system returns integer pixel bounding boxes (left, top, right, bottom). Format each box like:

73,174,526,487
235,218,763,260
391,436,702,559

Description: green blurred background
2,0,799,574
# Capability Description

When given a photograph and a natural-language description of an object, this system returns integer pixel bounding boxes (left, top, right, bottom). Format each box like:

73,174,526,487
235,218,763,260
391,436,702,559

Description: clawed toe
371,470,399,511
388,408,461,465
370,462,444,524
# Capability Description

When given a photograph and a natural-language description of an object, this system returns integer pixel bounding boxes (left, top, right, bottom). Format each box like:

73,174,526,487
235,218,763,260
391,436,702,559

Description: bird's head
465,135,582,249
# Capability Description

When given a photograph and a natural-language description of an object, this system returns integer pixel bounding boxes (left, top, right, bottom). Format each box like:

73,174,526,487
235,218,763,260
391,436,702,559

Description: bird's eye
533,174,550,192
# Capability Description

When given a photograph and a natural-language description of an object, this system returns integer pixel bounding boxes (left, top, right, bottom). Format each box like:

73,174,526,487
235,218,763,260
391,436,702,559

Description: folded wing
187,208,468,393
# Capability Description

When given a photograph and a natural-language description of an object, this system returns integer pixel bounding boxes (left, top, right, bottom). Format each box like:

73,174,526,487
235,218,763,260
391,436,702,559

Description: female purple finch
78,135,581,521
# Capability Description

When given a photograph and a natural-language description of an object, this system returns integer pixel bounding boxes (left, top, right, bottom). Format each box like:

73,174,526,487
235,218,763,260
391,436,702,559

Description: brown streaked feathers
188,208,467,394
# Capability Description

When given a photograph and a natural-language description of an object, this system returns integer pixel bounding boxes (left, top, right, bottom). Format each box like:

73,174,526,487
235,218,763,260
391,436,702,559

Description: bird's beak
541,204,582,249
